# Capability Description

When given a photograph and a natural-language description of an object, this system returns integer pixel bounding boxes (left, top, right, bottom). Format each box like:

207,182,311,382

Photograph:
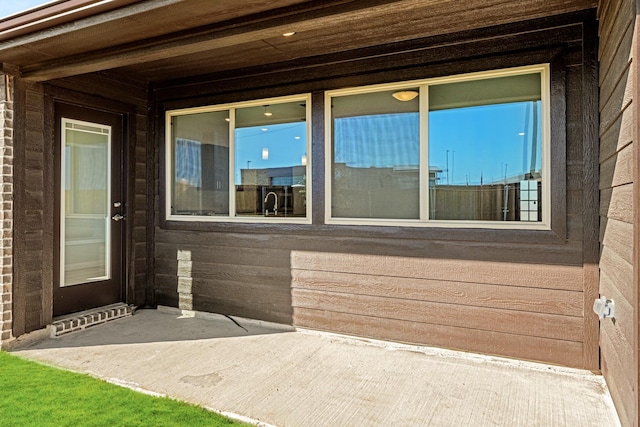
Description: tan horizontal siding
292,288,583,341
290,251,583,291
600,143,634,189
291,269,582,316
600,270,634,351
600,183,633,222
598,0,636,424
601,332,634,426
294,308,584,368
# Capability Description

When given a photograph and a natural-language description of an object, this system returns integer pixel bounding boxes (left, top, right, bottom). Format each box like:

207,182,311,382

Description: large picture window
167,95,311,222
326,65,550,228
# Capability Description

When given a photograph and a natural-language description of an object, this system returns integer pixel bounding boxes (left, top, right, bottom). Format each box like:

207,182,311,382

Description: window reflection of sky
331,101,542,186
234,122,307,184
429,101,542,185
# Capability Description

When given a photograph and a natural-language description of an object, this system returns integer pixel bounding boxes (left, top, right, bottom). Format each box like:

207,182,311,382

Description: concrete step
50,303,134,337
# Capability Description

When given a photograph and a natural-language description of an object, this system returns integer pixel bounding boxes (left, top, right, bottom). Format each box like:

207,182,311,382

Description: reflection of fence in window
428,180,541,221
332,113,420,220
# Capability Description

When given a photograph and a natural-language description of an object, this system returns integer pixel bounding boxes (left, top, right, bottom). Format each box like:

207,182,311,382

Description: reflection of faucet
265,192,278,216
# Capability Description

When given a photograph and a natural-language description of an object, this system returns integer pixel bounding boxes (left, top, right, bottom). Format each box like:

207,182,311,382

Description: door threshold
51,303,134,337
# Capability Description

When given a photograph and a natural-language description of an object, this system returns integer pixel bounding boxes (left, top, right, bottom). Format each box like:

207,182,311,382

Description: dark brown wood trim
124,93,137,306
311,91,324,226
549,53,568,242
633,7,640,424
42,84,55,326
581,15,600,370
44,84,137,308
145,97,160,307
11,77,27,337
44,84,137,116
0,63,19,77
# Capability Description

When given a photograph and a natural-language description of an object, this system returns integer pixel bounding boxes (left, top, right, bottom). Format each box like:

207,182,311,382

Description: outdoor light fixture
263,105,273,117
301,155,307,165
392,90,419,101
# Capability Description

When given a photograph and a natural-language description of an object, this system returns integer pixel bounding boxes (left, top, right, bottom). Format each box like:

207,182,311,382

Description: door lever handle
111,213,125,222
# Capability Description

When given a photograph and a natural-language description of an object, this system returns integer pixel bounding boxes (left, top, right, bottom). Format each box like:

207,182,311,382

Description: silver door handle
112,213,125,222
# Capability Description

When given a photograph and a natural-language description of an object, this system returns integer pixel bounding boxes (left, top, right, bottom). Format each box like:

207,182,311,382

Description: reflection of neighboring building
240,165,306,187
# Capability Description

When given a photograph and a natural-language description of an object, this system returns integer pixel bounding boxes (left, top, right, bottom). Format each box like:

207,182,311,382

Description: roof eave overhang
0,0,142,42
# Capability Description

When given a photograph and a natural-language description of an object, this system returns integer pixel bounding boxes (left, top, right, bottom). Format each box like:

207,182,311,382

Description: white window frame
324,64,551,230
166,94,312,224
60,118,112,287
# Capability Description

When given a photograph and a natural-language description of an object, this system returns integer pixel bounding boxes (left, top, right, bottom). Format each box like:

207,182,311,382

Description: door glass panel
61,119,111,286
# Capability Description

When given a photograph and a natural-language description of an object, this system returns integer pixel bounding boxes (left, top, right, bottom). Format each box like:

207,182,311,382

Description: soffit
0,0,597,83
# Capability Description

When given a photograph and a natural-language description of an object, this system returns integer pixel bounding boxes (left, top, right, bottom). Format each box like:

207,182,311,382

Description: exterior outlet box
593,296,615,320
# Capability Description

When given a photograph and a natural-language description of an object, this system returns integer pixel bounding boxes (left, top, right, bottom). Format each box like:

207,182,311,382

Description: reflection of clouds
335,113,419,168
175,138,202,187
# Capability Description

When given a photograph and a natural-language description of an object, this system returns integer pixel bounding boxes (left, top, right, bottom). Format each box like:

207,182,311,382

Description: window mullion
229,107,236,218
420,84,429,222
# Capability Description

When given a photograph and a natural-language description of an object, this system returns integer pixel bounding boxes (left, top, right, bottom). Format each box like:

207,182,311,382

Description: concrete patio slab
9,308,620,427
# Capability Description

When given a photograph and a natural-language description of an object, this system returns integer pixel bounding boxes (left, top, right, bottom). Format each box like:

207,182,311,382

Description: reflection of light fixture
301,155,307,166
262,148,269,160
261,128,268,132
225,117,230,122
282,31,296,37
263,105,273,117
294,136,301,140
392,90,419,101
518,132,525,136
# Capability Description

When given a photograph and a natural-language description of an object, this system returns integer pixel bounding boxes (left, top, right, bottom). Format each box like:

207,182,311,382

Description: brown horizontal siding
600,141,634,189
155,226,587,364
290,251,583,291
600,66,633,137
601,332,634,426
600,104,633,160
597,0,636,425
291,270,582,316
600,270,633,351
292,288,583,341
12,80,50,336
154,234,294,323
294,308,584,368
600,183,633,222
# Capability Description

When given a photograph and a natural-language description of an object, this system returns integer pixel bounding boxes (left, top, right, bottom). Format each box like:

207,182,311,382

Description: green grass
0,351,247,427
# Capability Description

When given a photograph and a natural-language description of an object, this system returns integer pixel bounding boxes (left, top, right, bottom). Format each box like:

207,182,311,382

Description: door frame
45,86,136,317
